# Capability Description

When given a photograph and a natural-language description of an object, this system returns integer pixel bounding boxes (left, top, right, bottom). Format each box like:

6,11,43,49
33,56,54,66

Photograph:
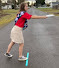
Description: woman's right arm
31,15,47,19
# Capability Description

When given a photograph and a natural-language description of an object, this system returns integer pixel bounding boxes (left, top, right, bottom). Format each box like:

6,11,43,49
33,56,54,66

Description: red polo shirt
15,12,32,28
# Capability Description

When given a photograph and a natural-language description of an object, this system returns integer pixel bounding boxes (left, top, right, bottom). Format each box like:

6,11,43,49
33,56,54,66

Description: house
45,0,59,4
1,0,18,9
45,0,59,7
1,0,18,3
1,0,11,9
50,2,59,8
2,5,12,9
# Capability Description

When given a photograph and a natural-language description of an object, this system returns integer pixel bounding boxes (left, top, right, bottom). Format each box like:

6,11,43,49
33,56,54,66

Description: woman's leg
19,43,24,57
18,43,28,61
6,41,15,53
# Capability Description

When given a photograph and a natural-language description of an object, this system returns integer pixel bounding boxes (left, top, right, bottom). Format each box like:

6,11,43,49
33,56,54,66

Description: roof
51,2,59,4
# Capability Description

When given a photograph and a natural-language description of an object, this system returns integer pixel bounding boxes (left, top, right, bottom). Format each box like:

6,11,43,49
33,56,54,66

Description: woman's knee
20,43,24,47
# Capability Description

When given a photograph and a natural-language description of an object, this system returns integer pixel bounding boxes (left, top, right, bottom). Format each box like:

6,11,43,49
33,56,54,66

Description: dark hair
19,2,28,12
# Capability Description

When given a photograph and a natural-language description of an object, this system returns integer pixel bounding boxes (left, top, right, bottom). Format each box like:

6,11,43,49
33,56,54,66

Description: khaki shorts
10,25,24,44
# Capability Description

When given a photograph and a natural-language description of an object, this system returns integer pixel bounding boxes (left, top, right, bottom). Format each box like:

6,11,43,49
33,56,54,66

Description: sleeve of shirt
22,12,32,20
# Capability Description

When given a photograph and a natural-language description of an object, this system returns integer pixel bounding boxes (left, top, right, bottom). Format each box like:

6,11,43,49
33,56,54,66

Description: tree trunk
0,0,2,10
14,0,16,10
12,0,16,10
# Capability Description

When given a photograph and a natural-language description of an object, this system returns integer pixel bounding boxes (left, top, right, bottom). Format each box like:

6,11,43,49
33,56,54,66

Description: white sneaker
4,53,13,58
18,56,28,61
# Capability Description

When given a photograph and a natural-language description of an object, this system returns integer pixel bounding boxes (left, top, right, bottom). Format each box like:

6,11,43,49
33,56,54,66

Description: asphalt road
0,8,59,68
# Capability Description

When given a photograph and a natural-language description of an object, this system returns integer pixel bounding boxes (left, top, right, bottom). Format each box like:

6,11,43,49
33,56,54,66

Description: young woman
4,2,47,61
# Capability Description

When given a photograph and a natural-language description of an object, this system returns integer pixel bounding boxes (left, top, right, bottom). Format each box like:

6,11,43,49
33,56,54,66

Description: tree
18,0,25,4
36,0,45,7
36,0,40,8
12,0,16,9
40,0,45,5
0,0,2,10
12,0,25,9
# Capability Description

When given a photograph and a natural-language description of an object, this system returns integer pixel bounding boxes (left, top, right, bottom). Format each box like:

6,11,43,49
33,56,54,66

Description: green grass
38,8,59,16
0,9,18,27
3,9,19,14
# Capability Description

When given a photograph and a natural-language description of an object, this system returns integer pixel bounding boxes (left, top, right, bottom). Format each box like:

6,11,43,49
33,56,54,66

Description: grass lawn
0,9,18,27
38,8,59,16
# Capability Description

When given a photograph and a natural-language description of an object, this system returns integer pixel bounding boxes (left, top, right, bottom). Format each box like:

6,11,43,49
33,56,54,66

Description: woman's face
24,4,28,11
